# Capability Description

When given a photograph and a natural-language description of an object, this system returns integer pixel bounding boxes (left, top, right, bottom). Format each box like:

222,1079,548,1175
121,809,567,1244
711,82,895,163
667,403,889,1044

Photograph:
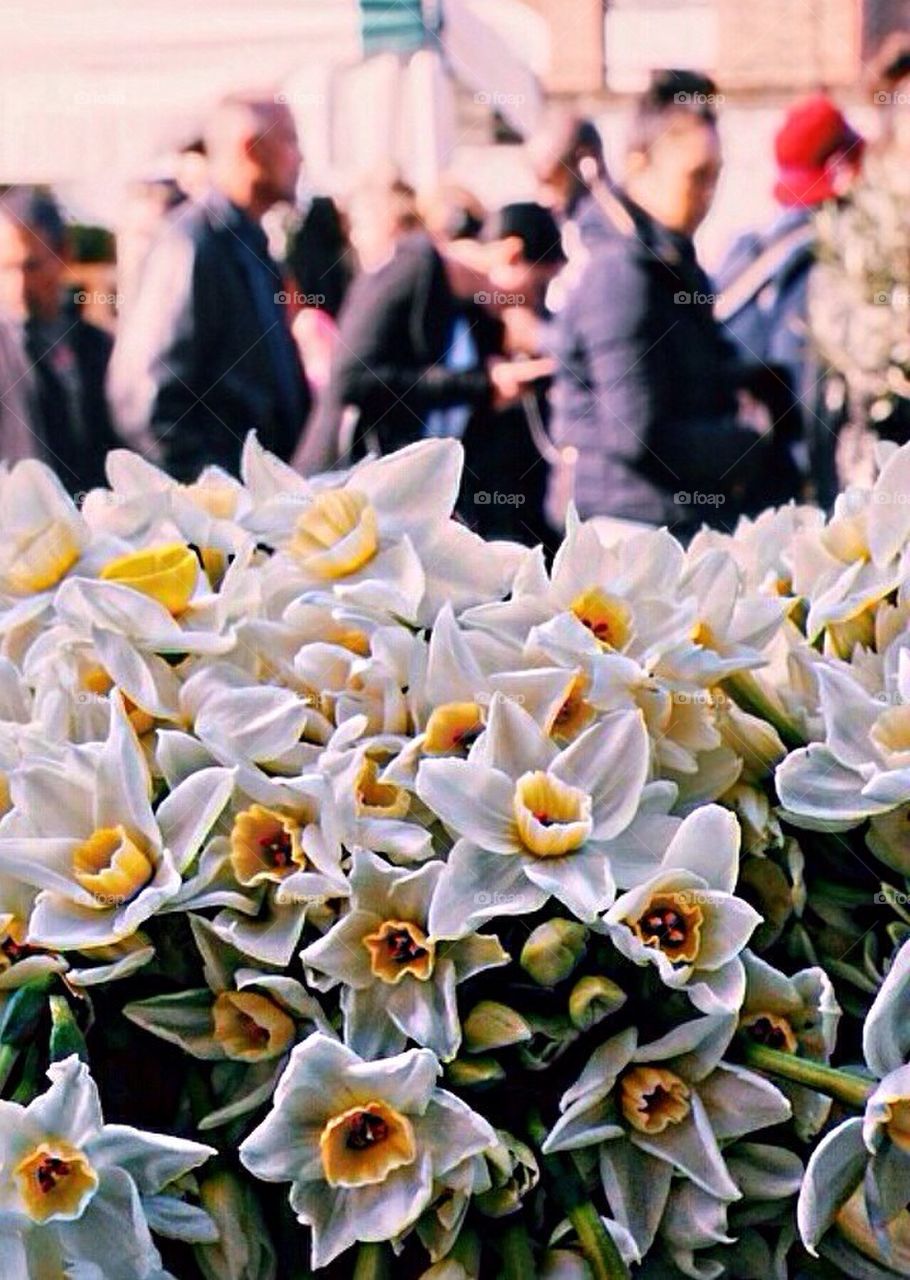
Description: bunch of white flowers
2,435,910,1277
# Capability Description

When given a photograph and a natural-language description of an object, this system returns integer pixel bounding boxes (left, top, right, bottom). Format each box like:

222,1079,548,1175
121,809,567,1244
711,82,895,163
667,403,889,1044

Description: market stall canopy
0,0,541,210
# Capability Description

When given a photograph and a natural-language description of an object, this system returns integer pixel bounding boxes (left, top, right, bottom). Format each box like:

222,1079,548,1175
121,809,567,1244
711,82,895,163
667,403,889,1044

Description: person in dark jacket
0,187,117,494
459,202,564,549
549,70,788,535
297,179,536,469
714,95,864,506
107,95,310,481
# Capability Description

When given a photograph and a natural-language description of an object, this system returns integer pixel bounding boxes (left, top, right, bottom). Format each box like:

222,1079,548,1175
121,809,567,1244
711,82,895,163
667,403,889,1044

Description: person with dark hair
457,202,564,548
715,95,864,506
548,70,786,535
293,179,543,473
287,195,352,321
0,186,117,492
108,96,310,480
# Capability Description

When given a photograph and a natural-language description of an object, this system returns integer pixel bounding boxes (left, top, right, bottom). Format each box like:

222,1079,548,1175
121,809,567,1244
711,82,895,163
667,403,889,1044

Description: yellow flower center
740,1011,798,1054
212,990,296,1062
513,771,593,857
326,623,371,656
629,892,704,965
549,673,595,742
289,489,379,580
15,1140,98,1222
363,919,436,984
354,759,410,819
183,479,239,520
73,826,155,908
0,771,10,818
690,620,716,649
79,666,155,735
569,588,632,650
194,545,227,589
229,805,305,886
621,1066,691,1134
99,543,198,615
826,605,877,659
6,520,81,594
822,515,869,565
883,1096,910,1153
871,706,910,767
423,702,484,755
0,916,29,973
320,1100,416,1188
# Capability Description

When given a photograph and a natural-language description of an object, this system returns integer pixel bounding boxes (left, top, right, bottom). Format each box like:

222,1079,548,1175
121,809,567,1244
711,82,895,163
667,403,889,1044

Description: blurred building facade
519,0,910,96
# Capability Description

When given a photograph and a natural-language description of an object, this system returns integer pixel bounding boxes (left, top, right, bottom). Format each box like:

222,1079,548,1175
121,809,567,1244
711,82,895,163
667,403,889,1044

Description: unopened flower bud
195,1169,275,1280
568,975,626,1030
445,1056,506,1089
463,1001,531,1053
476,1131,539,1218
520,919,587,987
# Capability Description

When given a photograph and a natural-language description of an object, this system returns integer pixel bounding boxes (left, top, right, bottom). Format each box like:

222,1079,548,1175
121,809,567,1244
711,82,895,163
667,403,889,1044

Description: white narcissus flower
777,642,910,830
0,694,232,975
0,1054,215,1279
238,1033,496,1268
417,692,650,933
739,952,841,1140
669,548,790,684
0,462,92,602
798,938,910,1256
245,436,522,624
461,507,692,660
604,806,762,1014
301,849,509,1060
788,445,910,654
543,1015,790,1257
383,603,578,784
158,733,347,968
125,914,331,1129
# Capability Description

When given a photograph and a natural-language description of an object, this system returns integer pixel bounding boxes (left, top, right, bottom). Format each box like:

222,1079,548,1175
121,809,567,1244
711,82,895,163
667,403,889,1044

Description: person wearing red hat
714,94,864,505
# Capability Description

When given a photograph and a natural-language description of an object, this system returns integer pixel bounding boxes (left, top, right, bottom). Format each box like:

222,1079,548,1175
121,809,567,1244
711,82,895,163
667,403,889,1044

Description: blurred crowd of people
3,42,910,547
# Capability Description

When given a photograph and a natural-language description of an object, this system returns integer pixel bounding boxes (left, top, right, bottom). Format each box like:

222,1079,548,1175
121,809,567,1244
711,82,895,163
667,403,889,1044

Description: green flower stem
743,1043,874,1109
724,670,804,751
0,1042,18,1093
569,1197,628,1280
528,1111,629,1280
352,1242,390,1280
500,1218,536,1280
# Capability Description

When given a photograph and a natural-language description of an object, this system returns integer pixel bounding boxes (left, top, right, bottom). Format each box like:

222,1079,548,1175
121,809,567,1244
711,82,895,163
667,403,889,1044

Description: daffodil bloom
301,850,508,1060
417,692,650,933
162,738,347,967
383,603,578,783
322,742,435,866
246,437,522,624
125,914,329,1129
670,548,790,683
239,1033,496,1268
777,643,910,829
655,1139,803,1278
788,447,910,649
798,938,910,1255
0,462,94,599
604,806,762,1014
0,1055,215,1278
461,507,692,660
543,1016,790,1256
740,952,841,1139
0,695,232,978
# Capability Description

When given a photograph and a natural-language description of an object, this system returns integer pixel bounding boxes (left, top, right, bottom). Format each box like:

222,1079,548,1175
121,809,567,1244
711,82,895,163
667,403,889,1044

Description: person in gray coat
548,71,788,535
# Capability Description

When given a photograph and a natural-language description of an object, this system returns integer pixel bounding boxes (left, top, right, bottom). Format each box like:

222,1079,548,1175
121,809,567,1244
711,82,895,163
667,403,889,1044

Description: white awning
0,0,541,217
